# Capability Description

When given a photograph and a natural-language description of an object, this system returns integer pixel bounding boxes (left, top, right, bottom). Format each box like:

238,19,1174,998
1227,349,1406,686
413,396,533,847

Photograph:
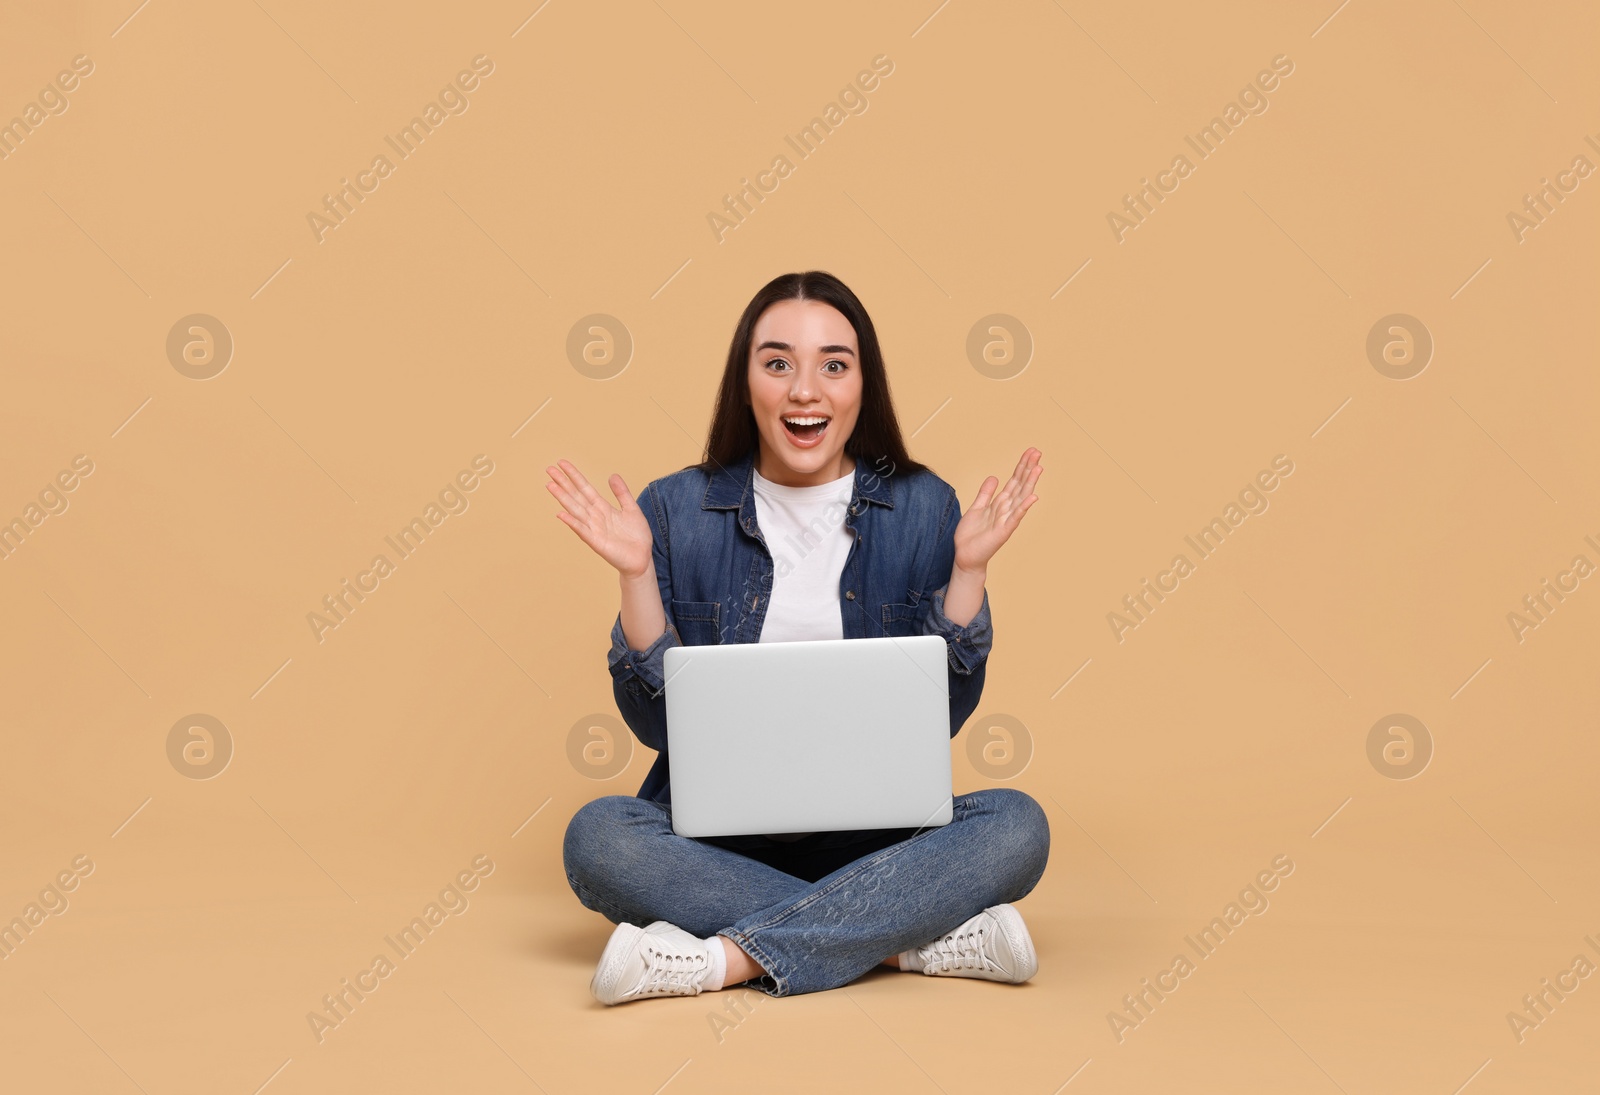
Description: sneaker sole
988,904,1039,983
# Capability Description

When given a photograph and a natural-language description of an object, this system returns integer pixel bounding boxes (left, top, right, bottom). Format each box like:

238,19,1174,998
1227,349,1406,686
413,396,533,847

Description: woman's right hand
546,459,654,579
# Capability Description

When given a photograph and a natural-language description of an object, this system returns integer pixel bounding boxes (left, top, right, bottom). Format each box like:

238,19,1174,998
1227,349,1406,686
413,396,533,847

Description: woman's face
746,298,864,487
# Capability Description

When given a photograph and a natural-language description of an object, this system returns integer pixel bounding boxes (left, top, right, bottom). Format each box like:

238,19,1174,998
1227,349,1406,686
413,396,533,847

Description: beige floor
5,770,1597,1094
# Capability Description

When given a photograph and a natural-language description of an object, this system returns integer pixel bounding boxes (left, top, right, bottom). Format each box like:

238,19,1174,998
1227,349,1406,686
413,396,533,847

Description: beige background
2,1,1596,1092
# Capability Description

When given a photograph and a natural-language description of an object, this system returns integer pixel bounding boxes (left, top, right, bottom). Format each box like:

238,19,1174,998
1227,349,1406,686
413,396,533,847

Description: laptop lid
662,634,953,838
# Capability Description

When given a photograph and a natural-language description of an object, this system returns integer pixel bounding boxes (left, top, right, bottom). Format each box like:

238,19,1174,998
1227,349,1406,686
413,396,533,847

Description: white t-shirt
751,462,855,841
752,464,855,644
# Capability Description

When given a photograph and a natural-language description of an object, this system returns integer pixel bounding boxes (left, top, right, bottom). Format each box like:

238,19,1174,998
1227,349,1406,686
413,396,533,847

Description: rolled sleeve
607,610,680,696
926,582,993,675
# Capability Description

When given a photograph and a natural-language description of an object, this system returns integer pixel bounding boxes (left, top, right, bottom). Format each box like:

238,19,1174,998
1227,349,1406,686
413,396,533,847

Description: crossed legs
563,787,1050,998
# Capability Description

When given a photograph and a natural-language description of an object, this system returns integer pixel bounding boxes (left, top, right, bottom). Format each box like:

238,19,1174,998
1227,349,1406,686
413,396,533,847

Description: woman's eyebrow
755,341,856,356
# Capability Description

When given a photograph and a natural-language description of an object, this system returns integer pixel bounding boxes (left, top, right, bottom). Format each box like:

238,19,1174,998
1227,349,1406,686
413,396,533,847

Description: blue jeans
562,788,1051,997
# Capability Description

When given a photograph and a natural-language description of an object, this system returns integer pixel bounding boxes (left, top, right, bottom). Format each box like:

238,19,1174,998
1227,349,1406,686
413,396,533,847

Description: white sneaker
590,920,715,1005
911,904,1038,983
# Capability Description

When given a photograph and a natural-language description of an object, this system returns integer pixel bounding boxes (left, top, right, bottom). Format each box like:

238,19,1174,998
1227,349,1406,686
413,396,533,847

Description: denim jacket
607,446,993,805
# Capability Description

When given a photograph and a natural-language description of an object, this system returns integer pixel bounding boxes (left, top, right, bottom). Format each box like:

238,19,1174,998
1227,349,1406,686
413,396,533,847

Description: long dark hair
689,271,930,480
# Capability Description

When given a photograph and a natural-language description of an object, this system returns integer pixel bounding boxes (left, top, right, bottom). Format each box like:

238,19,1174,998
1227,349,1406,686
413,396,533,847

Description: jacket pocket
670,599,723,646
880,601,923,637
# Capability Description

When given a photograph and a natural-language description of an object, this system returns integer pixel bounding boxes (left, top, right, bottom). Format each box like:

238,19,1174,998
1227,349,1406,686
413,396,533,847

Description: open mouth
781,415,830,443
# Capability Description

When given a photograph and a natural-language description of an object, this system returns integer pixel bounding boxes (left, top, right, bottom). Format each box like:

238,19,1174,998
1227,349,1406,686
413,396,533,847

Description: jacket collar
702,447,895,513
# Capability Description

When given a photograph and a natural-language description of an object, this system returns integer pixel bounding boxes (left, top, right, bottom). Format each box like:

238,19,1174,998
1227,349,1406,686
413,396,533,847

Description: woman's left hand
953,447,1042,574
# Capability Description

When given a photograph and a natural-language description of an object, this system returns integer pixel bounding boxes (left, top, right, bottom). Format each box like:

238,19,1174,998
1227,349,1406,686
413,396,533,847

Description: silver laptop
662,634,953,838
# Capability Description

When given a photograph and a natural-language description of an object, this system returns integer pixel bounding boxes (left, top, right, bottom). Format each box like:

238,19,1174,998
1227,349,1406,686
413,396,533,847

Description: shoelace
629,940,710,996
921,922,1003,975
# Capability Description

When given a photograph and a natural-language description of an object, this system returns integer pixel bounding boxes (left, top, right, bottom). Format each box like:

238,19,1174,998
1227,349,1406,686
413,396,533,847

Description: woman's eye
825,360,848,373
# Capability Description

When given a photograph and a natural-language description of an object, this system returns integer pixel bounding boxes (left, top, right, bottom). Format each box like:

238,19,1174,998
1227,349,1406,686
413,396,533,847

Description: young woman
550,271,1048,1004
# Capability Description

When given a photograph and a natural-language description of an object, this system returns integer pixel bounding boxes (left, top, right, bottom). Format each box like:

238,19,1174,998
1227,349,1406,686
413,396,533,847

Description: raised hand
953,447,1042,574
546,459,654,579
